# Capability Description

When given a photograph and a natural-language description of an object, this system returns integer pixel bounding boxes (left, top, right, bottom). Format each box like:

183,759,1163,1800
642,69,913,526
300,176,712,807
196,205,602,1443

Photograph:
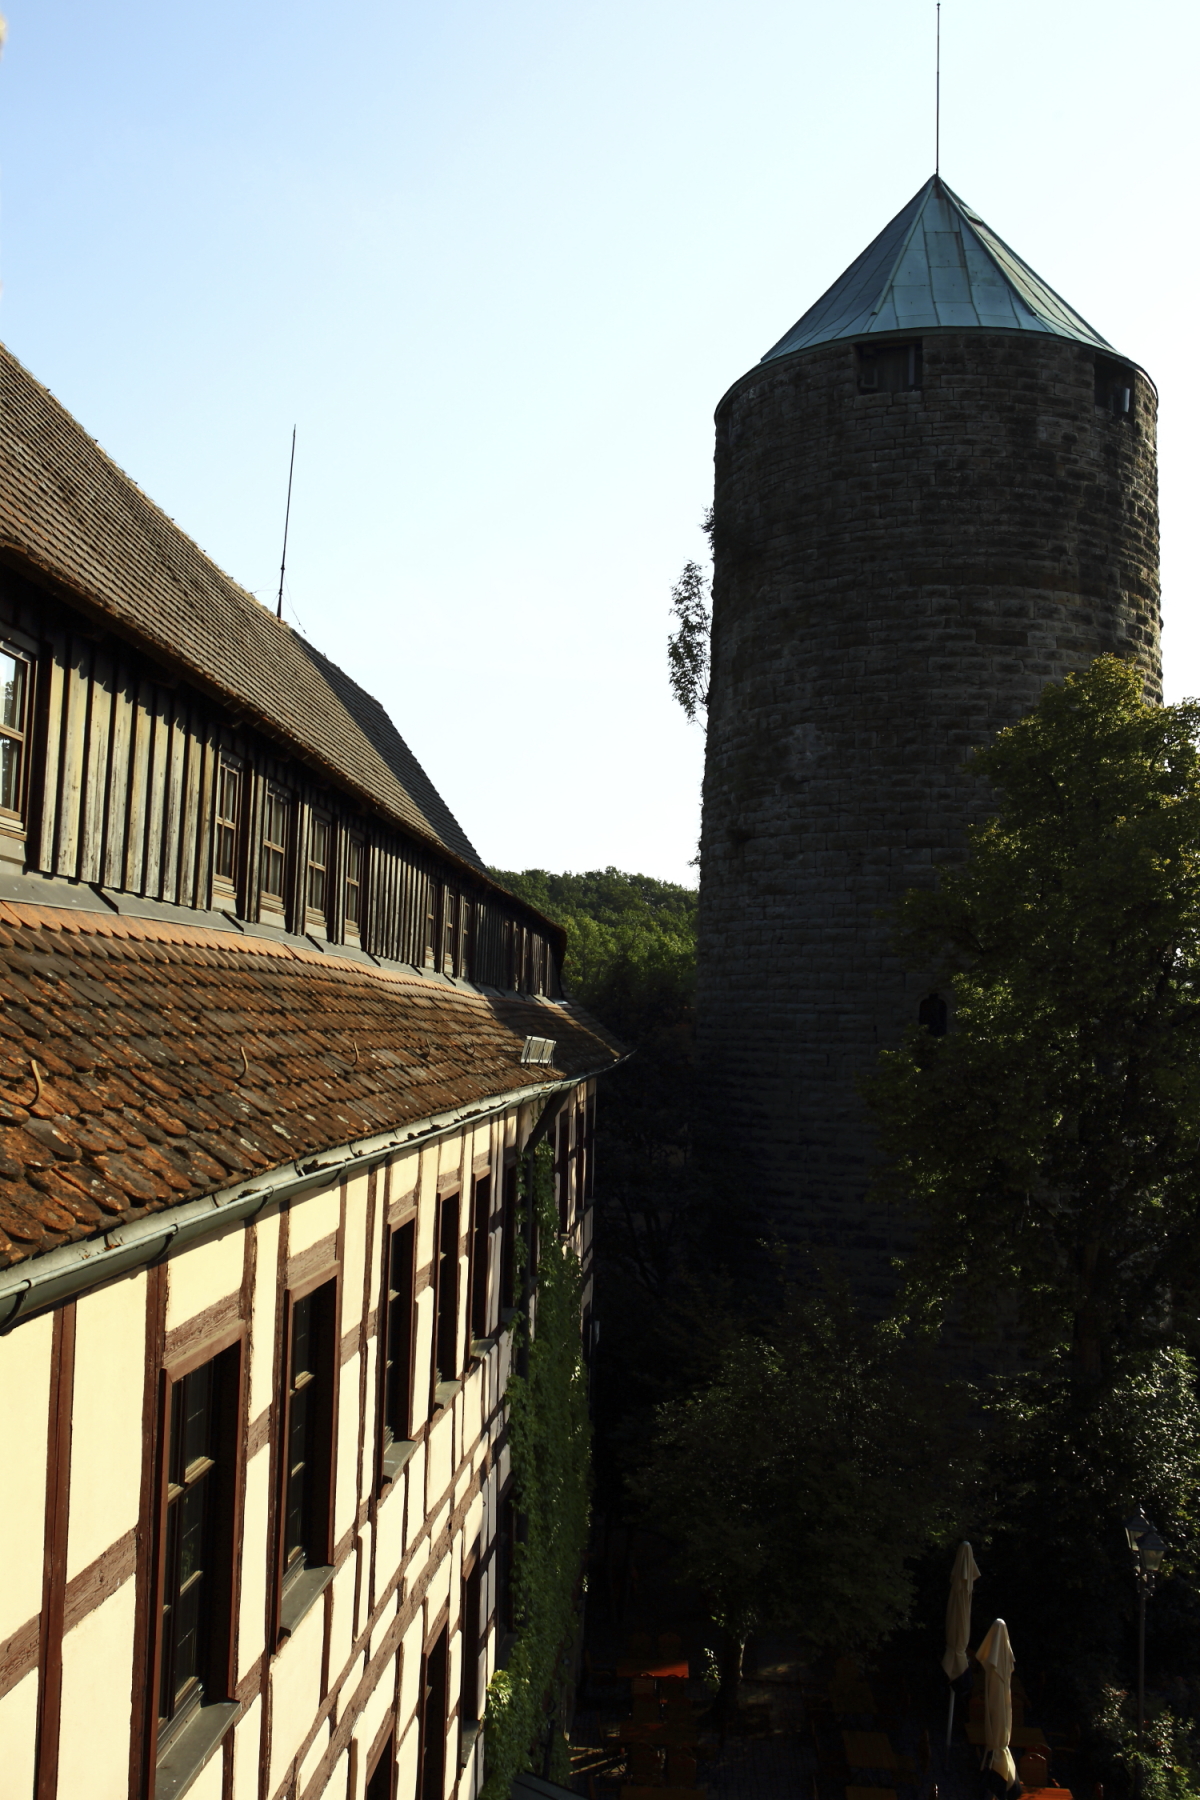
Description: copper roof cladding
0,901,623,1270
0,342,481,869
762,175,1116,363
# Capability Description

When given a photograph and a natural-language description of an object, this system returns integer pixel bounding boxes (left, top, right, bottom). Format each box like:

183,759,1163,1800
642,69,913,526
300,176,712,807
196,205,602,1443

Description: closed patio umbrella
976,1617,1017,1790
942,1542,980,1746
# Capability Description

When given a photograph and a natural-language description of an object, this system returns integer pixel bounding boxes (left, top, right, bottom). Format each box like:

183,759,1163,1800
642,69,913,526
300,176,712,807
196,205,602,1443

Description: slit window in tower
919,992,948,1037
1095,355,1134,418
857,340,922,394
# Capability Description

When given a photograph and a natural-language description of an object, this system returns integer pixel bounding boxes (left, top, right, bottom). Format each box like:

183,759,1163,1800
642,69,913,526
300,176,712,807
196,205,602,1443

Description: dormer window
1095,355,1134,418
0,646,29,817
858,340,921,394
260,785,291,916
213,755,242,893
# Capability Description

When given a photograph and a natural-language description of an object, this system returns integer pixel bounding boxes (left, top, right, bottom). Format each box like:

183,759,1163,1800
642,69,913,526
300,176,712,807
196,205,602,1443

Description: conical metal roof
762,176,1113,363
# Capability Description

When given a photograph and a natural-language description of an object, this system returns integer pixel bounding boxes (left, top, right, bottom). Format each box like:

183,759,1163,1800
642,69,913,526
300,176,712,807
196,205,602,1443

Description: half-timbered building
0,343,621,1800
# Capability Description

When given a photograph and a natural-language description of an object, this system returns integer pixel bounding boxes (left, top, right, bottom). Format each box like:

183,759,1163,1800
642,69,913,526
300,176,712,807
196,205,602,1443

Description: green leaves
480,1141,591,1797
631,1283,961,1659
866,657,1200,1369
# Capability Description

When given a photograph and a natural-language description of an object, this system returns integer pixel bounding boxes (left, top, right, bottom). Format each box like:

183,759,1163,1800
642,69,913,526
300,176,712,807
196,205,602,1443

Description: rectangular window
444,890,459,974
419,1627,449,1800
213,756,242,887
366,1730,396,1800
433,1193,459,1391
497,1496,516,1635
380,1220,415,1482
260,785,291,904
425,881,442,969
344,838,364,936
468,1176,490,1345
459,900,473,981
555,1112,570,1234
155,1345,239,1751
857,340,921,393
500,1164,518,1314
280,1279,336,1607
460,1555,483,1741
584,1094,596,1200
306,815,330,923
0,647,29,817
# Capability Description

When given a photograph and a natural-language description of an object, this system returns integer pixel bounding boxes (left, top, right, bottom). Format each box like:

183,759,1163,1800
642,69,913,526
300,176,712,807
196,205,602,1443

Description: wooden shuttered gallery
0,571,562,993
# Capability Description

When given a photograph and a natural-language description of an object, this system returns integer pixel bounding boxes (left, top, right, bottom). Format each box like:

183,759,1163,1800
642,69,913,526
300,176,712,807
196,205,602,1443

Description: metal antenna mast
276,426,297,620
935,3,941,175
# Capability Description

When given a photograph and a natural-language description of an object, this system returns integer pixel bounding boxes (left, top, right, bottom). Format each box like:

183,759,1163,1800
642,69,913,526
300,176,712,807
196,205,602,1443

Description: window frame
258,781,293,919
305,810,332,934
378,1217,417,1487
467,1174,491,1347
856,339,922,394
146,1325,244,1784
418,1623,450,1800
0,638,33,825
343,834,366,942
431,1191,460,1401
274,1270,339,1640
211,753,244,902
458,1547,483,1768
499,1162,519,1316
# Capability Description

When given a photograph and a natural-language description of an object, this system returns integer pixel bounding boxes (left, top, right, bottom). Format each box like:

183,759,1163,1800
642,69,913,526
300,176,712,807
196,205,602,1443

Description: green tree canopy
867,656,1200,1377
630,1284,958,1701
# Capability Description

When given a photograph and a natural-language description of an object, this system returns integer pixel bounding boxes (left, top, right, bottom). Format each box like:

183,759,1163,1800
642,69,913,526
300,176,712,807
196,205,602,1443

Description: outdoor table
617,1659,690,1679
842,1732,897,1772
832,1684,877,1713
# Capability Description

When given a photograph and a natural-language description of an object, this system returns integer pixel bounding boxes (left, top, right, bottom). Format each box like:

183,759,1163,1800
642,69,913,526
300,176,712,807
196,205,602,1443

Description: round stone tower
696,176,1161,1303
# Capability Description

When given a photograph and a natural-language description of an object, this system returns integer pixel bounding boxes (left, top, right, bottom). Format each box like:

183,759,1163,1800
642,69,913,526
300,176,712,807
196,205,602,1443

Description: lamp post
1123,1511,1165,1786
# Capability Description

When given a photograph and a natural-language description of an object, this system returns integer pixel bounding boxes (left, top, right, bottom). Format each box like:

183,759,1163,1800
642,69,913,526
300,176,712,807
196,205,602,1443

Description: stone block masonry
696,331,1161,1306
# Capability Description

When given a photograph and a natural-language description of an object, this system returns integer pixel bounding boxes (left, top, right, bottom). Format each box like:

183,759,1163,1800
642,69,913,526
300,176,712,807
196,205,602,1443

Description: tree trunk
715,1630,745,1721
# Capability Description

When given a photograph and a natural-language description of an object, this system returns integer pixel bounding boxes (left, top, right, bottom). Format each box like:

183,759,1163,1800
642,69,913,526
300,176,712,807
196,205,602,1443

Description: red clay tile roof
0,901,622,1271
0,342,481,868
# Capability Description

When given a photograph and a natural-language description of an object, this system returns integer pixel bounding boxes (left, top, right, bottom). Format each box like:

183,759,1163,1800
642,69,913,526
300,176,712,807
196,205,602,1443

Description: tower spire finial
935,2,941,175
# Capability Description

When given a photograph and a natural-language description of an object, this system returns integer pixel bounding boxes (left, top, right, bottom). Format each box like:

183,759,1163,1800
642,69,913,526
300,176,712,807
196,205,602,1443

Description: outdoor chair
631,1678,656,1697
632,1696,661,1724
1019,1753,1051,1787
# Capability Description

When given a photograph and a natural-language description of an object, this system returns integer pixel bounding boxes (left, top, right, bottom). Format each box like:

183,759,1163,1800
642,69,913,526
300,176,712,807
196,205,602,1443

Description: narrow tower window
919,992,948,1037
1095,355,1134,418
858,341,922,394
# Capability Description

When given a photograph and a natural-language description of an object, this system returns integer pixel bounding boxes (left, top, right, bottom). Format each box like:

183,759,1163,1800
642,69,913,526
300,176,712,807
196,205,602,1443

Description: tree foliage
630,1282,961,1698
481,1142,591,1796
866,657,1200,1376
667,559,711,723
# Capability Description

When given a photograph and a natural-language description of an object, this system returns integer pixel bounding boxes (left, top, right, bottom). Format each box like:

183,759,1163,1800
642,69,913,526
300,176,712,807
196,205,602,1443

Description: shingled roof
0,342,481,868
0,900,622,1271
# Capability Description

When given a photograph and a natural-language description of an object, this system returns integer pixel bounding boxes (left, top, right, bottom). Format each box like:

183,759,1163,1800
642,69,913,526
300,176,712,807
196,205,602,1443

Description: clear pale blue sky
1,2,1196,887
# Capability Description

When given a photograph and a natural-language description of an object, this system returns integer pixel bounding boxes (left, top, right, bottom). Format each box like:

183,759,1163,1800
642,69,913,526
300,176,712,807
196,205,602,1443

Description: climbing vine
480,1135,592,1797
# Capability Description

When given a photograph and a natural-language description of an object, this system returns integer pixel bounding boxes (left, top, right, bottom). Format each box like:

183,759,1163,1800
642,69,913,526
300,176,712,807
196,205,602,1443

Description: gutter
0,1060,625,1332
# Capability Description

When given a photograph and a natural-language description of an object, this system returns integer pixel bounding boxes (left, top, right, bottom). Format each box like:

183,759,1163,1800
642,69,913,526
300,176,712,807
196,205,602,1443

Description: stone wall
696,330,1161,1303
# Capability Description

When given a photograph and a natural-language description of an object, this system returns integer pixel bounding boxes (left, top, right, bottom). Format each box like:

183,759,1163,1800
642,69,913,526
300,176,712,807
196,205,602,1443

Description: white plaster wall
165,1221,242,1329
375,1465,406,1580
439,1135,464,1182
268,1593,325,1795
250,1208,280,1422
426,1408,453,1508
0,1310,51,1642
0,1667,38,1798
416,1151,437,1270
334,1354,361,1543
341,1171,369,1332
56,1579,136,1799
232,1695,262,1800
357,1648,398,1780
67,1272,145,1579
403,1443,427,1556
398,1611,424,1738
396,1718,419,1800
238,1444,270,1681
184,1747,225,1800
463,1492,484,1558
298,1716,330,1795
426,1557,451,1643
327,1559,356,1691
329,1746,353,1800
289,1182,341,1257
